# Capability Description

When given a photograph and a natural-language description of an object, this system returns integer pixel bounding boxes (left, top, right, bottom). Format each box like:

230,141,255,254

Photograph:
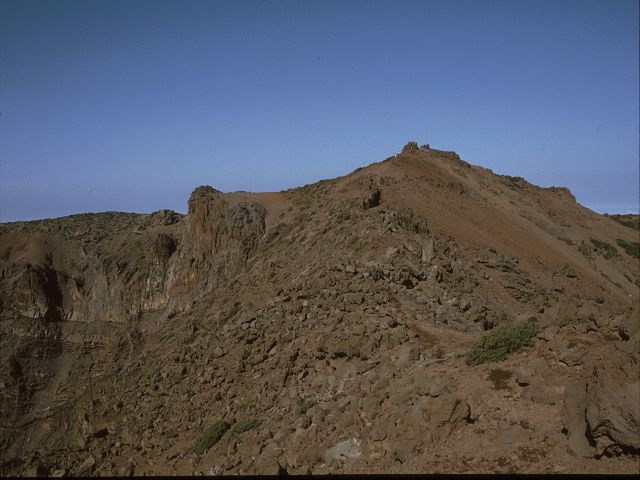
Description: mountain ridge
1,142,638,475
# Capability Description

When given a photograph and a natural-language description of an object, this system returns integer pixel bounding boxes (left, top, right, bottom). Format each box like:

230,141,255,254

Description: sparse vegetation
331,207,351,223
236,398,255,410
616,239,640,259
297,401,314,414
231,419,261,434
220,301,242,324
607,214,640,231
589,238,621,259
466,318,538,365
558,236,575,246
191,420,231,454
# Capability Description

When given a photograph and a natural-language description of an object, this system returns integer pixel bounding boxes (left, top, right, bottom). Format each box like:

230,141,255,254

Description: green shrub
616,239,640,259
191,420,231,454
558,236,575,246
231,419,261,434
608,214,639,231
237,399,256,411
589,238,620,259
466,319,538,365
297,401,314,415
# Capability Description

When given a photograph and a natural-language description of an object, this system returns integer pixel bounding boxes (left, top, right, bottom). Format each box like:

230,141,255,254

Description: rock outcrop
1,143,638,475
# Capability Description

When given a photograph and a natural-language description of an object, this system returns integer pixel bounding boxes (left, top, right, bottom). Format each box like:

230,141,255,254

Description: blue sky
1,0,638,221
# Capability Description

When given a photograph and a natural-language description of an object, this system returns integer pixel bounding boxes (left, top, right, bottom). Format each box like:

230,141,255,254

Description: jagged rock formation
1,143,638,475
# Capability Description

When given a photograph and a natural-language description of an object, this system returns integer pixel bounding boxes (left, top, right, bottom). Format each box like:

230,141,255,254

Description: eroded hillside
1,143,638,475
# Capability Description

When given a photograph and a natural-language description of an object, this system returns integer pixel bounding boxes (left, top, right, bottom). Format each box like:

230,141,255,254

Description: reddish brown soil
1,143,638,475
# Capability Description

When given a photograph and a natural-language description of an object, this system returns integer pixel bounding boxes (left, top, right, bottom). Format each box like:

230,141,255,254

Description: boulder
586,380,640,451
562,381,594,458
421,238,434,264
323,438,361,462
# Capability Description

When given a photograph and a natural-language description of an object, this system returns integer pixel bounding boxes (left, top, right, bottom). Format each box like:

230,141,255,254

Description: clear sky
1,0,638,222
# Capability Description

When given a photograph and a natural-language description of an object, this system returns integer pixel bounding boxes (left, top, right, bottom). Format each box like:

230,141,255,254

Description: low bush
558,236,575,246
231,419,261,434
589,238,620,259
297,401,314,415
191,420,231,455
466,318,538,365
616,239,640,259
608,214,640,231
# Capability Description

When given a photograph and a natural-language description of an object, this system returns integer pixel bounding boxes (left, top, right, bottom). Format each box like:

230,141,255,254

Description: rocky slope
1,142,638,475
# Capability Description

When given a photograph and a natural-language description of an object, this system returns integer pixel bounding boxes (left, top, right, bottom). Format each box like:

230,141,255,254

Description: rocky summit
1,143,639,475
